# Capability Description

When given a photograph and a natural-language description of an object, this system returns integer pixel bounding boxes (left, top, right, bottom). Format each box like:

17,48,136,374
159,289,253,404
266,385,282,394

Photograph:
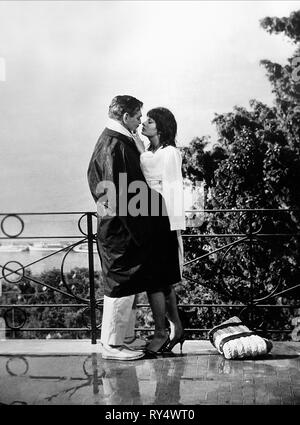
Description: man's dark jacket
87,128,180,298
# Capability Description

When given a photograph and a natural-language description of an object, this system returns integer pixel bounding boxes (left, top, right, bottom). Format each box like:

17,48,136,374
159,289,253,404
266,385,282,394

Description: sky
0,0,298,213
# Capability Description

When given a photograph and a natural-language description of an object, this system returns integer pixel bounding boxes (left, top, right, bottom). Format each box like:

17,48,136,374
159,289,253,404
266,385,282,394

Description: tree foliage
3,267,103,339
180,10,300,339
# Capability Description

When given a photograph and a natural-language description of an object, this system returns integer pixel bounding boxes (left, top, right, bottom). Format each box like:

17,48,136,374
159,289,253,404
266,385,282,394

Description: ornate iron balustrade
0,212,100,344
0,210,299,343
181,208,300,339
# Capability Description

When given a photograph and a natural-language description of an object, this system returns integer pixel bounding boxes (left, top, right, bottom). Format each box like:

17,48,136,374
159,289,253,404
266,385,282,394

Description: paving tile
0,340,299,405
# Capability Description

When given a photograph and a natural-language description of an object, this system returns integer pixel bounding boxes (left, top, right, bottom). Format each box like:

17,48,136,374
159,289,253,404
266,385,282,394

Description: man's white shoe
101,344,145,361
123,337,148,350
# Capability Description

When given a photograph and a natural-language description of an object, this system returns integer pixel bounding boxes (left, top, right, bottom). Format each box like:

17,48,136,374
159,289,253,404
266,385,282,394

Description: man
87,95,151,360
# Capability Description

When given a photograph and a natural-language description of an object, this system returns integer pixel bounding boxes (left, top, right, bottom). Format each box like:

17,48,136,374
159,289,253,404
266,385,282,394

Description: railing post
248,211,255,328
87,213,97,344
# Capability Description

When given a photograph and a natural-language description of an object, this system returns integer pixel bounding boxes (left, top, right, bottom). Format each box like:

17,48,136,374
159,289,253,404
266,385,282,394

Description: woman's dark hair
108,95,143,120
147,107,177,149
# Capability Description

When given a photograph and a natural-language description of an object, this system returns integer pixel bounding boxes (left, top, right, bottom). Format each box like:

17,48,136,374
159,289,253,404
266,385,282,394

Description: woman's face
141,116,158,138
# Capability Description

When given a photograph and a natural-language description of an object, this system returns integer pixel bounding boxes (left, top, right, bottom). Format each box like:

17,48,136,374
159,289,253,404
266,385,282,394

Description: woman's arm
162,147,186,231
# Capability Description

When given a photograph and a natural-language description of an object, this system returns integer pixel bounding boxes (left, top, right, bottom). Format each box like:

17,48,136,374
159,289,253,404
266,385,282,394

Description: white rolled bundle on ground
208,316,273,360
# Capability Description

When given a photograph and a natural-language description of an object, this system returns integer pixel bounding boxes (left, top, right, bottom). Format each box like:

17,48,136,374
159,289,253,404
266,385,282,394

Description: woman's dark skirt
97,205,181,298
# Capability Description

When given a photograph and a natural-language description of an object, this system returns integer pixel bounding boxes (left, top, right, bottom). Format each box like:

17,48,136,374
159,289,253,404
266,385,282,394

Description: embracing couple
87,95,186,361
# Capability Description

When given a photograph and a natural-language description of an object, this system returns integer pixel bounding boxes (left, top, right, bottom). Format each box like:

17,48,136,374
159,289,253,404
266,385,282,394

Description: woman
132,107,186,355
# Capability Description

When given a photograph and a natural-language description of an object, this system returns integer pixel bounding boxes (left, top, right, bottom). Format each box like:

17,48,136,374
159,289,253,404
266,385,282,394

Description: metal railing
0,209,299,343
0,212,100,343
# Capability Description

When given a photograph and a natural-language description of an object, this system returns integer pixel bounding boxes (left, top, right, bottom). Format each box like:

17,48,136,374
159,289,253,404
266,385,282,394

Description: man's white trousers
100,294,136,346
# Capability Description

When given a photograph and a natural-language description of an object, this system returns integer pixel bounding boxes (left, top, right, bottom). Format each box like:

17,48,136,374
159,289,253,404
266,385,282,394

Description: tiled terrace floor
0,339,299,405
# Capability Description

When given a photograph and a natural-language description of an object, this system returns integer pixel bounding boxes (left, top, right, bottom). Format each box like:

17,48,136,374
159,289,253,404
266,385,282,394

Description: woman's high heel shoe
165,333,186,354
166,306,196,354
144,336,170,358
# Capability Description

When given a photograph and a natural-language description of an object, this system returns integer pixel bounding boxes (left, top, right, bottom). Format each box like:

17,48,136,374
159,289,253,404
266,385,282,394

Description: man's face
123,109,142,133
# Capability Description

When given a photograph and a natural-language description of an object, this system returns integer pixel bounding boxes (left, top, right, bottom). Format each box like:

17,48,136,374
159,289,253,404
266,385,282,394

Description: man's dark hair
108,95,143,120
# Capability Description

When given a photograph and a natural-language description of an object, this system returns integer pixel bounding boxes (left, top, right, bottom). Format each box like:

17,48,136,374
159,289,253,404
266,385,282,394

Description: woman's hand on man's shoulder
132,132,146,154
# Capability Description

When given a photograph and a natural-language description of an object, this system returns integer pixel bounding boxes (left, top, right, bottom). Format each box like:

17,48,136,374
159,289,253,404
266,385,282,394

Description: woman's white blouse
140,146,186,231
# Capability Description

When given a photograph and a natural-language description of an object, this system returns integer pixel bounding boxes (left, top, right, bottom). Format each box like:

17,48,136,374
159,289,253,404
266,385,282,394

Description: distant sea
0,213,101,276
0,187,199,277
